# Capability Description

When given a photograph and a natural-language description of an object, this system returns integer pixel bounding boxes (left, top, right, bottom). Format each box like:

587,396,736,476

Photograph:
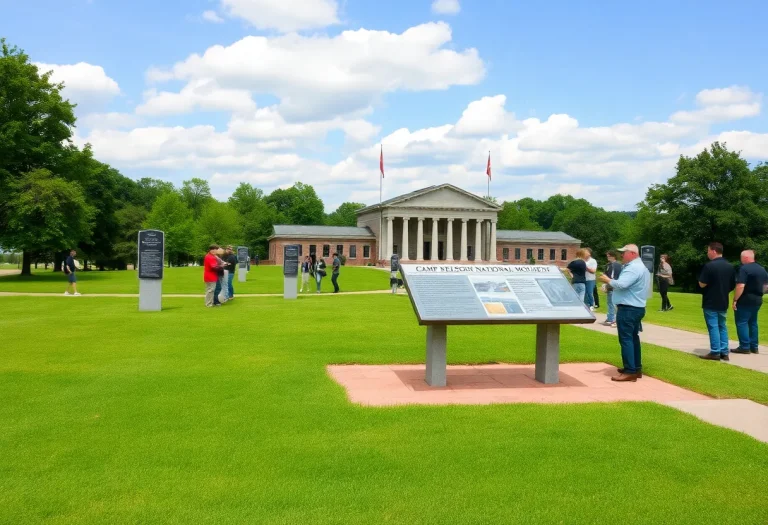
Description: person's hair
226,245,233,250
585,247,592,255
606,250,616,258
332,252,338,256
208,244,219,251
708,242,723,255
575,248,586,259
660,253,670,263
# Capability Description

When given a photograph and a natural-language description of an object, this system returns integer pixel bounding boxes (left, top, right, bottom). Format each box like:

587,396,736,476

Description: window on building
349,245,357,258
538,249,544,261
309,244,316,256
298,244,303,256
502,248,509,261
561,249,567,261
526,248,533,261
467,246,474,260
550,249,556,261
323,245,330,257
515,248,521,260
336,244,344,256
363,245,371,258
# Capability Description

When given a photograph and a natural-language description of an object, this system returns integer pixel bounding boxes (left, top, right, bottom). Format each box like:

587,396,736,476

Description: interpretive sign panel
237,246,249,268
400,264,595,325
138,230,164,280
283,245,300,276
390,254,400,272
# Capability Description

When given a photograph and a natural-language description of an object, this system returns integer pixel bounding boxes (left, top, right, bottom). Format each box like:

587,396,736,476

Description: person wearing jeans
731,250,767,354
585,248,598,310
225,245,237,300
698,242,736,361
599,244,650,382
603,251,623,327
566,249,588,305
656,254,674,311
331,252,341,293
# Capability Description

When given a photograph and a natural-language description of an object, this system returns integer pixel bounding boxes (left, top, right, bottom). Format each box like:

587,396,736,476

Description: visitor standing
698,242,736,361
566,249,588,302
602,251,622,327
225,246,238,300
656,254,674,311
731,250,768,354
300,255,311,293
331,252,341,293
585,248,598,310
63,249,81,296
599,244,650,382
214,247,227,305
203,245,220,307
314,257,326,293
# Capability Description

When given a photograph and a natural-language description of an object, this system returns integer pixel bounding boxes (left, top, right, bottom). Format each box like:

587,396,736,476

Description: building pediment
357,184,501,214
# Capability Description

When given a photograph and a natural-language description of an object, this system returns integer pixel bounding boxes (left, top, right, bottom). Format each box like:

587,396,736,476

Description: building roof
269,225,375,240
357,183,501,214
496,230,581,244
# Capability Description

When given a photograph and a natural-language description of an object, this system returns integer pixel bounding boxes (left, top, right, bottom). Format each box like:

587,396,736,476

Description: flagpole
487,150,490,199
379,145,383,263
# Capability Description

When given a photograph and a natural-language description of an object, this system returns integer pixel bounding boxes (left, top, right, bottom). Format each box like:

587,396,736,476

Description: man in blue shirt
599,244,650,382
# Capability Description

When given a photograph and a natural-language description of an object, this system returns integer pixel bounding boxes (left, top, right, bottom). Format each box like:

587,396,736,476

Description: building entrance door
423,242,431,260
438,241,444,260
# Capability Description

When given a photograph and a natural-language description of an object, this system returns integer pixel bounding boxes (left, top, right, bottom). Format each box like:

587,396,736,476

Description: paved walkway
0,289,396,298
579,313,768,374
0,269,21,276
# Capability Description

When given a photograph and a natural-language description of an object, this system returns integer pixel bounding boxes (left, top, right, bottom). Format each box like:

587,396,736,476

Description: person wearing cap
599,244,650,382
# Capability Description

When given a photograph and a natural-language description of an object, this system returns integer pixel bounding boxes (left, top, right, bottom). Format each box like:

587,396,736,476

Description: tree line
2,38,767,287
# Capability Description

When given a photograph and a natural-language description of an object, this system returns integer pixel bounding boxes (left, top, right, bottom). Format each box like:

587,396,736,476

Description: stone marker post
641,245,655,299
237,246,248,283
283,244,299,300
390,254,400,294
138,230,164,311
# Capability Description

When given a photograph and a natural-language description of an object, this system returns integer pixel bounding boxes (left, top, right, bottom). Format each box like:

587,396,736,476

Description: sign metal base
425,325,447,386
139,279,162,311
284,275,298,300
239,268,247,283
535,324,560,384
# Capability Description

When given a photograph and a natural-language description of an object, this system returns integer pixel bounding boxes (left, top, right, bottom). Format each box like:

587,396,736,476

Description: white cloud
147,22,484,119
454,95,517,136
432,0,460,15
202,10,224,23
670,85,761,124
35,62,120,107
220,0,338,32
136,79,256,116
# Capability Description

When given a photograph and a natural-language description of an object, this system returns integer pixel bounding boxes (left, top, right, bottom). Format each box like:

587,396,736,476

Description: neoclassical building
268,184,581,266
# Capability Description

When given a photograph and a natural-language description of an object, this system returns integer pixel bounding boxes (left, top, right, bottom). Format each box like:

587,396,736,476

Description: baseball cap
617,244,639,254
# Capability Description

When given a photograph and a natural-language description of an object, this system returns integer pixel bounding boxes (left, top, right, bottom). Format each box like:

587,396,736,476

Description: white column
489,220,497,262
416,218,424,260
446,219,454,261
460,219,468,261
386,216,394,259
431,218,439,260
474,219,483,261
401,218,410,261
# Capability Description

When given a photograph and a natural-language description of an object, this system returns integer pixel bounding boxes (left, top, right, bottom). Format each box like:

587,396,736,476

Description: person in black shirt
63,248,81,296
566,249,588,305
225,245,238,300
602,251,622,326
698,242,736,361
731,250,768,354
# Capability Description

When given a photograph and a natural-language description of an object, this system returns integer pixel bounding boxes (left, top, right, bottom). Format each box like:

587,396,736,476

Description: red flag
380,145,384,178
486,151,491,180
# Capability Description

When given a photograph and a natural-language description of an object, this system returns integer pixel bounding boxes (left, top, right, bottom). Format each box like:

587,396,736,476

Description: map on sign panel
400,264,595,324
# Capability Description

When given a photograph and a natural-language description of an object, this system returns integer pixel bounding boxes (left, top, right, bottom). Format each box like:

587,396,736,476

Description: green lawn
1,295,767,523
0,265,389,294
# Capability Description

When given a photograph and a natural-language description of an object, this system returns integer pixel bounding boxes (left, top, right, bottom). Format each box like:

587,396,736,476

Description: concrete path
579,312,768,374
0,269,21,276
0,289,396,298
665,399,768,443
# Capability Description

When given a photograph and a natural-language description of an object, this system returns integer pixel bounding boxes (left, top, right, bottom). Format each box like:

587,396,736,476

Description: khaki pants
205,281,216,307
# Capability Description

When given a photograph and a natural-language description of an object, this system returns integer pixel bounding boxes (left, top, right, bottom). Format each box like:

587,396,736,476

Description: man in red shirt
204,244,221,307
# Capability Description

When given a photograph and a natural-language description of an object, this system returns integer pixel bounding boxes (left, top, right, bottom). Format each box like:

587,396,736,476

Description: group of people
565,248,600,311
299,253,341,293
203,245,238,307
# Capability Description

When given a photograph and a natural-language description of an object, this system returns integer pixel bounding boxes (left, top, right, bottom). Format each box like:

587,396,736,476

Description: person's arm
733,283,745,310
586,261,597,274
608,262,640,290
698,266,708,289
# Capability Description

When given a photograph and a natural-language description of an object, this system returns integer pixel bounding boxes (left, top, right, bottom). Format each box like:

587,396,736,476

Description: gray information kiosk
641,245,655,299
237,246,248,283
400,264,595,386
283,244,299,300
138,229,164,311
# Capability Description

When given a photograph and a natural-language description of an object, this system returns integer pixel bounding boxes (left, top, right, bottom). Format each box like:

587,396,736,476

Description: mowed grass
0,265,389,294
1,295,767,524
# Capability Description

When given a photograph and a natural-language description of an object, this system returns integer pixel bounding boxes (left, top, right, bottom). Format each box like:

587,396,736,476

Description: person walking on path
698,242,736,361
656,254,674,311
225,246,238,300
63,249,81,296
300,256,311,293
203,245,221,307
585,248,598,310
331,252,341,293
566,249,588,302
314,257,327,293
602,251,622,327
731,250,768,354
599,244,650,382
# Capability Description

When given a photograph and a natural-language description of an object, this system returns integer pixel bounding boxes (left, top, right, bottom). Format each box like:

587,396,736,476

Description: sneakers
751,349,760,354
64,291,71,296
601,321,616,327
667,306,674,311
73,292,81,296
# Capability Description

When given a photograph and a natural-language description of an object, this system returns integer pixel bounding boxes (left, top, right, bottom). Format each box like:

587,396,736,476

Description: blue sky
3,0,767,211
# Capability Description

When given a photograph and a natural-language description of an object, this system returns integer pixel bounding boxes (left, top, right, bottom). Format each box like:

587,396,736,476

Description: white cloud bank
432,0,461,15
220,0,339,32
35,62,120,108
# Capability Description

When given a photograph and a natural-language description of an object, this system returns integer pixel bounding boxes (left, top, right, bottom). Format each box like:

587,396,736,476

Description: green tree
194,201,242,255
180,178,213,218
228,183,265,216
145,192,194,266
326,202,365,226
114,205,148,268
4,170,94,275
551,202,623,262
135,178,175,209
497,201,542,231
265,182,325,225
0,39,77,245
